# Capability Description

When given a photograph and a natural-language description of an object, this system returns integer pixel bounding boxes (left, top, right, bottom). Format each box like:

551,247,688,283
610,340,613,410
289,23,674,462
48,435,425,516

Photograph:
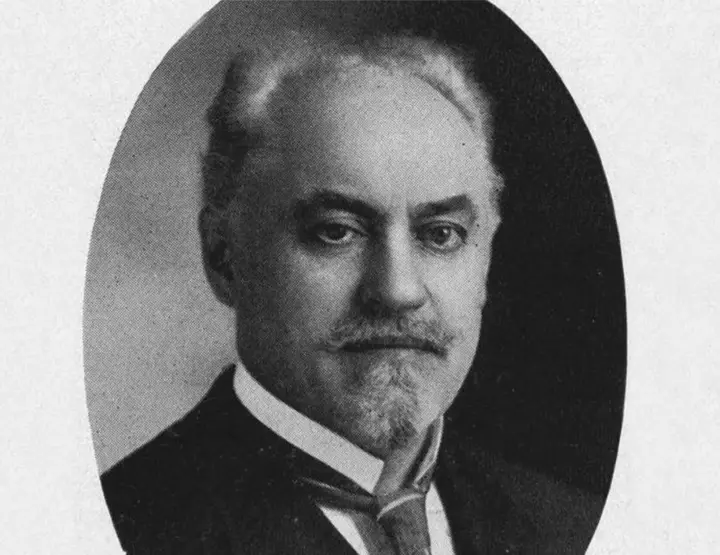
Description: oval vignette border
86,2,625,552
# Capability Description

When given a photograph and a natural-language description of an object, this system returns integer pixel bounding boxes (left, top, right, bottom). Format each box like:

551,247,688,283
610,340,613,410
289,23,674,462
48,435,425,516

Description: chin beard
339,355,430,456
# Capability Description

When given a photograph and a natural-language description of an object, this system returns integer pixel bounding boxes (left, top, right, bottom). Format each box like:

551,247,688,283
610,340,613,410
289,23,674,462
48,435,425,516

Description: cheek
251,242,363,340
426,253,489,333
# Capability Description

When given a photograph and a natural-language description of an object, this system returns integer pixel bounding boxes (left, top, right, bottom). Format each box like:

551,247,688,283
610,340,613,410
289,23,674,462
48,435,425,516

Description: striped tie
300,464,435,555
375,487,432,555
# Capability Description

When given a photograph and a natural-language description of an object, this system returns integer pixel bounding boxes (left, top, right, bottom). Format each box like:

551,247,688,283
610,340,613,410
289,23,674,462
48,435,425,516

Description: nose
359,229,428,313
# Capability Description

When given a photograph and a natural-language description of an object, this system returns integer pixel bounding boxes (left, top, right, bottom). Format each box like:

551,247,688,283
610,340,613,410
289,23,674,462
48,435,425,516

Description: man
102,32,602,554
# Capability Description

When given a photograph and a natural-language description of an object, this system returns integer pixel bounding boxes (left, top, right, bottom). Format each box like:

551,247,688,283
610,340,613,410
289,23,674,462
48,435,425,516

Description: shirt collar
233,361,443,494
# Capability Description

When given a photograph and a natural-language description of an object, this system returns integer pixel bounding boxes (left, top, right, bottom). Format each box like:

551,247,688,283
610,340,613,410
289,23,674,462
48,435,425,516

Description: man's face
219,68,499,457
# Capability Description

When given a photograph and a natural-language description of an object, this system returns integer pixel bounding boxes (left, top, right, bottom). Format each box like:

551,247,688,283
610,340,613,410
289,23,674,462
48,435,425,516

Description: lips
340,336,442,355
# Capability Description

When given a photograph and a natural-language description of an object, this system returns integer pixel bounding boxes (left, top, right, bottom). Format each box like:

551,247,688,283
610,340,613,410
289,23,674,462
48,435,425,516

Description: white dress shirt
233,362,456,555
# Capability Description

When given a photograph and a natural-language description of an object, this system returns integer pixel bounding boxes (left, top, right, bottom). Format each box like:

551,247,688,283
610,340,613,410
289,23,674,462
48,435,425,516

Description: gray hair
202,32,503,212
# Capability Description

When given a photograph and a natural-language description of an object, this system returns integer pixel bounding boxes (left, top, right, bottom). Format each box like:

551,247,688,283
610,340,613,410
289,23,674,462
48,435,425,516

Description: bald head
242,66,497,225
201,33,503,217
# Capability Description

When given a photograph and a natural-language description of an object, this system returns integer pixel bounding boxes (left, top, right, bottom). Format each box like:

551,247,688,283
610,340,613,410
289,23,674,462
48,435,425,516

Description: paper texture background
2,1,718,553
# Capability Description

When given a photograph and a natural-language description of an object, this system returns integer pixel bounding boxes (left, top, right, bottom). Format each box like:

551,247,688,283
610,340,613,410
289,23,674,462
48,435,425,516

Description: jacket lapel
197,368,543,554
193,367,357,554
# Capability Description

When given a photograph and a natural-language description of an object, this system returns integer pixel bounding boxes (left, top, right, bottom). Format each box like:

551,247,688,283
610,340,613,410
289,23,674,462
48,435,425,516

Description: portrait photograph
85,2,624,553
2,1,719,554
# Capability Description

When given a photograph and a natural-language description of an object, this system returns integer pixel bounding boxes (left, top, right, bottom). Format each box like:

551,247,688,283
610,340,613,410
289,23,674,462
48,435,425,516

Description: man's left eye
417,223,467,252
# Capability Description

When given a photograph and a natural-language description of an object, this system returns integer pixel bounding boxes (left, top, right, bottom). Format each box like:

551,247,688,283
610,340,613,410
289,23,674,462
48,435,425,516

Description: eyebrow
292,190,477,223
412,194,477,221
292,191,380,221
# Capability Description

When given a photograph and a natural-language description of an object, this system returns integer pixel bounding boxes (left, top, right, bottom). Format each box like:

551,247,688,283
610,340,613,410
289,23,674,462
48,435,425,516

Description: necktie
299,460,435,555
287,421,441,554
375,486,432,555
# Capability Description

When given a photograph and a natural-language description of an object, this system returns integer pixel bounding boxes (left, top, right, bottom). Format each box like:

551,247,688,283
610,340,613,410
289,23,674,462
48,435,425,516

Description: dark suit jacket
102,367,604,554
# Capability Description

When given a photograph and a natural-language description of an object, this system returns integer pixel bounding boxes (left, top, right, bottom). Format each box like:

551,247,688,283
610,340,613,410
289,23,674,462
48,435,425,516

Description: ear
198,206,236,307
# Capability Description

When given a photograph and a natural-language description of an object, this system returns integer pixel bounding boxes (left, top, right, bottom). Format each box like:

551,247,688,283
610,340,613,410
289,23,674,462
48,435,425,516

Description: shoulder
439,429,605,554
100,368,286,553
487,451,605,552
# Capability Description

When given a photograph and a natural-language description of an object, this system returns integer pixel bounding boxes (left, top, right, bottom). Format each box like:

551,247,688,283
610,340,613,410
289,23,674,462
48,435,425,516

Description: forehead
254,67,497,212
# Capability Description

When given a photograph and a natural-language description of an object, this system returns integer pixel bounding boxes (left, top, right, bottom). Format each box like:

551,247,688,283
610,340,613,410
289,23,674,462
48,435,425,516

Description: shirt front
233,362,456,555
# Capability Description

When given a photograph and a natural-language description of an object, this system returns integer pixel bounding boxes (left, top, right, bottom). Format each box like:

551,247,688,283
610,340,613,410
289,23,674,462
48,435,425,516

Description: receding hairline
202,32,504,214
230,34,492,138
250,64,492,165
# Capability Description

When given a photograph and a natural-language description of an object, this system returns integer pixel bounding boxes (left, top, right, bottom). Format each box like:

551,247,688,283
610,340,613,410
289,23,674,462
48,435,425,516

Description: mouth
339,337,443,356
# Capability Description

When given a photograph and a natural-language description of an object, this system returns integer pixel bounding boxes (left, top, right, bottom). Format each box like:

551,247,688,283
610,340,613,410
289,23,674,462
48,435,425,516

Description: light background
2,0,719,553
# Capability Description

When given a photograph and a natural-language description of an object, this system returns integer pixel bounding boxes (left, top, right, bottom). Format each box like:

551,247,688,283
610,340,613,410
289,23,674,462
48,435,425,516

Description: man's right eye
309,223,363,246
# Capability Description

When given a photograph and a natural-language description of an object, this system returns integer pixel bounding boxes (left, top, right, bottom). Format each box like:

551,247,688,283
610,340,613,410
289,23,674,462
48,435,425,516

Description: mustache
324,316,455,357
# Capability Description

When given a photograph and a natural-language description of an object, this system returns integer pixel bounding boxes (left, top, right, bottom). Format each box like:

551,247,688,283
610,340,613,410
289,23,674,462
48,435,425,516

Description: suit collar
189,366,358,554
196,367,538,554
232,361,445,496
233,362,383,492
